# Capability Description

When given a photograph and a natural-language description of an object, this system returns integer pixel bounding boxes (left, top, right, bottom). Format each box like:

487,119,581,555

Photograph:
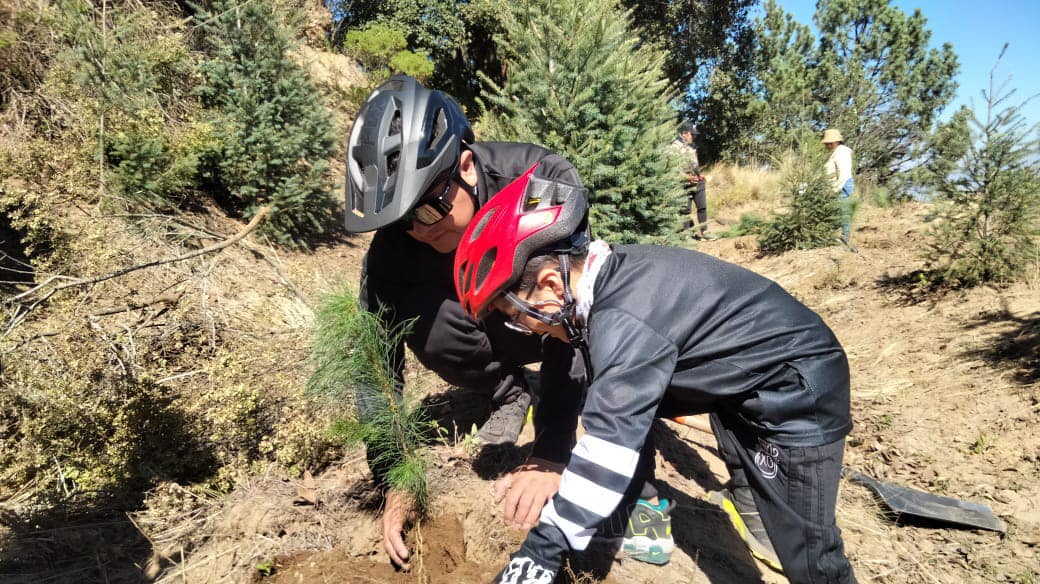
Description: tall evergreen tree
622,0,759,164
742,0,817,161
923,49,1040,287
480,0,684,243
197,0,335,247
813,0,959,187
748,0,958,191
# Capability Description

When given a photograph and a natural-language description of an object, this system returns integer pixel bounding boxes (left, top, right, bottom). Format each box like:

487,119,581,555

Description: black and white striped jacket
529,244,853,556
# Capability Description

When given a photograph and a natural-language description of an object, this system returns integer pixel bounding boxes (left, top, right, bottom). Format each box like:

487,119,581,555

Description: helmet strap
552,254,594,383
502,254,594,383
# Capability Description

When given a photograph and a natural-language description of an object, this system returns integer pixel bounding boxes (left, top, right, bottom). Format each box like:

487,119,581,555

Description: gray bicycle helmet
345,75,475,232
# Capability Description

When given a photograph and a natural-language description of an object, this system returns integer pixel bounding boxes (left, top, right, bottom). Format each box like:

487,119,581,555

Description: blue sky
774,0,1040,127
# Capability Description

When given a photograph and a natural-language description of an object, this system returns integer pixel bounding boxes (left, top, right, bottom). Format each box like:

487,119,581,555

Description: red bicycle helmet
454,163,589,321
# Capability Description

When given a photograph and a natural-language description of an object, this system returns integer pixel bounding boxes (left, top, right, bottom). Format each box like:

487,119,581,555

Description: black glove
492,554,557,584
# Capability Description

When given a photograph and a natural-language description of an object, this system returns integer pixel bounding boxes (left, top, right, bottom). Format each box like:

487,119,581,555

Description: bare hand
493,457,565,530
381,489,417,570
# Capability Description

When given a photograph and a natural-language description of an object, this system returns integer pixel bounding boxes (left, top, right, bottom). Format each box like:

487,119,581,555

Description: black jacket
362,142,583,289
533,244,852,559
358,142,586,466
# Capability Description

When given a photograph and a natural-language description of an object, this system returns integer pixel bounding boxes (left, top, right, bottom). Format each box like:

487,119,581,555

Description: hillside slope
121,202,1038,584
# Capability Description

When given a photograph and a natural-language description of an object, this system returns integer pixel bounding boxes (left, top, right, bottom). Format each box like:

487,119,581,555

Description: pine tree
197,0,336,247
813,0,959,188
923,48,1040,287
747,0,959,190
758,141,843,253
743,0,817,161
479,0,684,243
620,0,758,165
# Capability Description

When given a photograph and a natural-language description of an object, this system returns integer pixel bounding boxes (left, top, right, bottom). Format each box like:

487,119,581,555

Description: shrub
197,0,337,248
720,212,767,238
758,141,842,253
0,336,215,505
46,0,199,208
343,22,433,81
109,128,199,207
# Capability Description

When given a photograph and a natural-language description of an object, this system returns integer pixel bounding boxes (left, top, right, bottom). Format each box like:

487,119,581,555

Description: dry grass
704,162,783,210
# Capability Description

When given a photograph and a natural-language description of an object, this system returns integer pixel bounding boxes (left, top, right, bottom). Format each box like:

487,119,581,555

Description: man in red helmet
455,167,857,584
345,76,587,570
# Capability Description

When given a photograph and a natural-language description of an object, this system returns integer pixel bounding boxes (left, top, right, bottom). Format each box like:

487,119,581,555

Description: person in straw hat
822,128,856,250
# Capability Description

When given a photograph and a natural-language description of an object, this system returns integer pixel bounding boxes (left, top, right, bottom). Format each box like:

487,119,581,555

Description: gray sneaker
622,498,676,565
476,391,531,445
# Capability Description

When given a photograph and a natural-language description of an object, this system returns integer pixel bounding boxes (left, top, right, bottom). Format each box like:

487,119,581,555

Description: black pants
682,180,708,232
709,412,856,583
630,412,855,584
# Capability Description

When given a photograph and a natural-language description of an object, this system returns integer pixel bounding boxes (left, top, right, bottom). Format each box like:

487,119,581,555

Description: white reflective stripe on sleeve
557,469,624,517
573,434,640,477
539,500,595,551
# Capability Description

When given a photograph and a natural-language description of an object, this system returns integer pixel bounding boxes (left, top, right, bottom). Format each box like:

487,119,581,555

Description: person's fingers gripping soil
381,491,416,570
494,473,515,505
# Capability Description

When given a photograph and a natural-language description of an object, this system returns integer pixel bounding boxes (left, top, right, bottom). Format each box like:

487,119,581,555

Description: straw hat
821,129,844,144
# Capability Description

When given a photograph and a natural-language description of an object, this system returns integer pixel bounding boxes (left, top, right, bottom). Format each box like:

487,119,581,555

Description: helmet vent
475,248,497,291
523,176,552,211
389,110,402,137
469,208,495,242
386,151,400,177
429,108,447,148
458,262,471,296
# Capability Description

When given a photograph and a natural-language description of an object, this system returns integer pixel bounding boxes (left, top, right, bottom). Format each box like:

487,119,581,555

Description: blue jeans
838,179,854,239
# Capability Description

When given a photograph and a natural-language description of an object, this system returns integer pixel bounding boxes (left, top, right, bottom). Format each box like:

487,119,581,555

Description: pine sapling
923,46,1040,287
308,287,430,511
759,141,843,253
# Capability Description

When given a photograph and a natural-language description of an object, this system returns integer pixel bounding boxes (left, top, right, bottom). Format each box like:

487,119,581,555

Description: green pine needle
308,286,431,510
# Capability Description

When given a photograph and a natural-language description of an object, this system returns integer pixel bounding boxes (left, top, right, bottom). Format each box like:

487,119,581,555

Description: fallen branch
89,293,182,319
2,207,269,340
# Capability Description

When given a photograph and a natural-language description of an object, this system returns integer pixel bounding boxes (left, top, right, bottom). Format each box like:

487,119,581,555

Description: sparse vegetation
705,162,783,209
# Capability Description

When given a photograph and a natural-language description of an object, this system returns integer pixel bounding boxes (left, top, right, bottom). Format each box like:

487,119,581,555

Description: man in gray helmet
345,75,586,570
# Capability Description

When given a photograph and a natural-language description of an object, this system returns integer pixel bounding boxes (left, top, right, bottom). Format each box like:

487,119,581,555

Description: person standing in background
671,122,716,240
823,128,856,249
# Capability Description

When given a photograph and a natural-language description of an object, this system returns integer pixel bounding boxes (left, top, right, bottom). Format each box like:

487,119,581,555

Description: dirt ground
139,201,1039,583
2,200,1035,583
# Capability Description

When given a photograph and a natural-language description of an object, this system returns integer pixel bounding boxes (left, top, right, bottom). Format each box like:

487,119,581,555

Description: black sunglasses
406,177,456,226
